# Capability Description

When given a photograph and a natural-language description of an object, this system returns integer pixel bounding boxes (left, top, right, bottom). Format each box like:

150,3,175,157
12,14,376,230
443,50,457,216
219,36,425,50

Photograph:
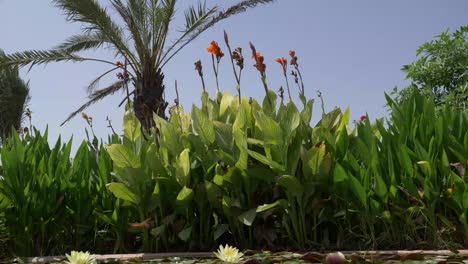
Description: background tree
0,0,274,129
396,26,468,111
0,49,30,143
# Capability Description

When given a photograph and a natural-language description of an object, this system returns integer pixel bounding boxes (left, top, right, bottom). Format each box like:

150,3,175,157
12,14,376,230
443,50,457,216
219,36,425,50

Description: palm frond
0,50,87,69
159,1,217,65
52,0,140,71
161,0,275,67
86,66,122,94
61,80,126,126
182,1,217,32
54,32,108,53
111,0,148,62
152,0,177,66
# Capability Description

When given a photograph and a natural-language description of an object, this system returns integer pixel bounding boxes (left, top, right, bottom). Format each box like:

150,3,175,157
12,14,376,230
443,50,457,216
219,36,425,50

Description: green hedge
0,90,467,257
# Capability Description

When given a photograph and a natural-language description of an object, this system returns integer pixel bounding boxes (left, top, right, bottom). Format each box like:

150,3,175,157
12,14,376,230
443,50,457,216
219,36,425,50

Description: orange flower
253,52,266,72
289,50,298,66
276,57,287,66
276,57,287,72
207,41,224,59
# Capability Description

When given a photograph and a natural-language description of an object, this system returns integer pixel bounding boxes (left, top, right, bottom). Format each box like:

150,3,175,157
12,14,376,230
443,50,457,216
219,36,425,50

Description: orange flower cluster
207,41,224,60
252,52,266,72
232,47,244,70
289,50,298,66
275,57,287,73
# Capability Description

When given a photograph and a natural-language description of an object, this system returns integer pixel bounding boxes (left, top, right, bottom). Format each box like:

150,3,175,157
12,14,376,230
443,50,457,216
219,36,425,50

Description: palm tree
0,49,30,143
0,0,274,129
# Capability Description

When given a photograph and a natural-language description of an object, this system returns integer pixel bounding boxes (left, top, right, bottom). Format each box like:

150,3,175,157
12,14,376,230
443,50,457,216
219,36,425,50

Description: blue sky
1,0,467,147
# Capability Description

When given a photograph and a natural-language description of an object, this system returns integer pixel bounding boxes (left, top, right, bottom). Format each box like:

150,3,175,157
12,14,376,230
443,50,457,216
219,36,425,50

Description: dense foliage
397,26,468,111
0,49,30,144
0,88,466,258
0,29,467,258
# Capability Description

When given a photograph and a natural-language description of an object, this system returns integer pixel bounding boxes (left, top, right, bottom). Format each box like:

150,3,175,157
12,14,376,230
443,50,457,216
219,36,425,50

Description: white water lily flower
64,251,97,264
214,244,244,263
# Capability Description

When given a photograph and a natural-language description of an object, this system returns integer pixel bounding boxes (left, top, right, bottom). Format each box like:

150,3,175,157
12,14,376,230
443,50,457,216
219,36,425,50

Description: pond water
71,252,468,264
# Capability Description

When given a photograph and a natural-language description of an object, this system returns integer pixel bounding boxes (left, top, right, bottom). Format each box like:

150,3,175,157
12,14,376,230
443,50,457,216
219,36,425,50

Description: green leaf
205,181,222,208
154,115,183,154
123,109,141,141
178,226,192,242
278,175,303,198
256,199,288,212
150,225,166,237
192,105,215,144
281,102,300,139
233,106,247,130
333,164,348,183
253,110,283,145
247,149,285,171
349,176,367,208
177,186,193,204
214,224,229,240
176,149,190,186
262,89,277,115
338,107,350,132
213,121,233,152
107,182,138,204
105,144,141,168
301,99,314,124
237,208,257,226
233,128,248,170
219,91,234,117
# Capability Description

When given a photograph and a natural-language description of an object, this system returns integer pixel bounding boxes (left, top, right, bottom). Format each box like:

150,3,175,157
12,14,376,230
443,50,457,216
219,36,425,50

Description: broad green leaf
107,182,138,204
105,144,141,168
233,128,248,170
150,225,165,237
205,181,222,208
192,105,215,144
123,110,141,141
374,173,388,202
281,102,301,139
213,121,233,152
233,106,247,130
219,91,234,117
262,89,277,116
178,226,192,242
417,160,432,176
176,186,194,208
253,110,283,145
337,107,351,132
278,175,304,197
237,208,257,226
154,115,183,154
301,99,314,125
349,176,367,208
247,149,285,171
176,149,190,186
333,164,348,183
256,199,288,212
214,224,229,240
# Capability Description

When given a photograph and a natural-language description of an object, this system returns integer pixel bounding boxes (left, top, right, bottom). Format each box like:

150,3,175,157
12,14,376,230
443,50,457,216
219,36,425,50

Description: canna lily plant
0,0,275,129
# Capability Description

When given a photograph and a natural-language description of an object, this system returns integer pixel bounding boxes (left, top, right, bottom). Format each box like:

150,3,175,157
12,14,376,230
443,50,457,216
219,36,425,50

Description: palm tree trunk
133,68,168,130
